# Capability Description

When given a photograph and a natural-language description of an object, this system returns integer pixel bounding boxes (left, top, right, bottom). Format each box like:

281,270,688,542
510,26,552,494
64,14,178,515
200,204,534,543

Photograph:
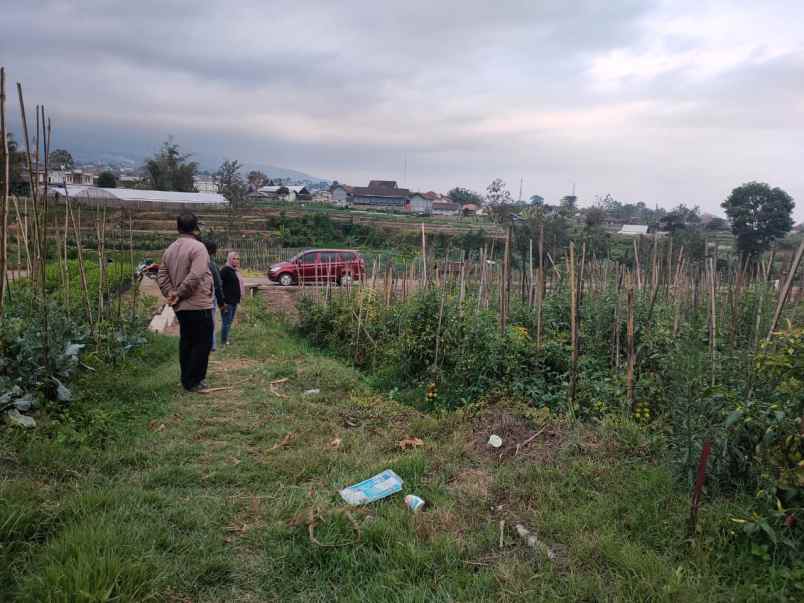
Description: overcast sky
2,0,802,219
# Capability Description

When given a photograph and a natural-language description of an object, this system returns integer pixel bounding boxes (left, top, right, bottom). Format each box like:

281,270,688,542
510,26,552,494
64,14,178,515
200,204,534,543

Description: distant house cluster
193,175,217,193
329,181,462,217
34,168,96,187
250,185,313,202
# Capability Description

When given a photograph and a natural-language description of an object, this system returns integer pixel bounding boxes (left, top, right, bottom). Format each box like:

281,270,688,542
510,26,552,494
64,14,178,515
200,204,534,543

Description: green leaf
725,410,743,428
757,519,778,545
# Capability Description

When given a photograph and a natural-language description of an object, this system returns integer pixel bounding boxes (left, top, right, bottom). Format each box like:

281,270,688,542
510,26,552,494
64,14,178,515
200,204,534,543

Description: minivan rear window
319,252,338,262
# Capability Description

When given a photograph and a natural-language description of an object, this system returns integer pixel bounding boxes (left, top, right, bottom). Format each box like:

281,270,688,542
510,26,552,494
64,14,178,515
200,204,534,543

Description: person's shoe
185,381,210,393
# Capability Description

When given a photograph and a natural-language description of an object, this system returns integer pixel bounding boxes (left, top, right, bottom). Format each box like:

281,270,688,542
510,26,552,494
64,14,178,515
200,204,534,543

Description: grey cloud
1,1,802,220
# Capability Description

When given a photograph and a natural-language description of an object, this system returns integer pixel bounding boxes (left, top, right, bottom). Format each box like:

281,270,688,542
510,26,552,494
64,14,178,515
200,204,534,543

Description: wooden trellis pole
420,223,427,286
568,242,578,418
707,257,717,386
0,67,8,314
767,239,804,341
626,287,636,410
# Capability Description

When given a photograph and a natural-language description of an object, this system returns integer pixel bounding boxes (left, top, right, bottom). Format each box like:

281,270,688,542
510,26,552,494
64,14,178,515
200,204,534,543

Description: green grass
0,300,794,601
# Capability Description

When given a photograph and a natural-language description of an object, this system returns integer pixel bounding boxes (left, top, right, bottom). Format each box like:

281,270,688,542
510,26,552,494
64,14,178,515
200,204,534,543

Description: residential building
408,193,433,215
33,168,95,186
432,201,461,216
312,190,333,204
329,184,353,207
618,224,649,236
350,180,411,212
253,185,310,202
193,175,217,193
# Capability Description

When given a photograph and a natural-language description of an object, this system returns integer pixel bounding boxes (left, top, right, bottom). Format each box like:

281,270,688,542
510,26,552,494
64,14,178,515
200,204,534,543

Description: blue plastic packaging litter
339,469,404,505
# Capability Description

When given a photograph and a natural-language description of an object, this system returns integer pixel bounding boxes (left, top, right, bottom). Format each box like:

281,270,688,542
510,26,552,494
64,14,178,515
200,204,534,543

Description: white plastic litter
515,523,557,560
5,409,36,428
340,469,404,506
148,304,176,334
303,389,321,396
488,434,503,448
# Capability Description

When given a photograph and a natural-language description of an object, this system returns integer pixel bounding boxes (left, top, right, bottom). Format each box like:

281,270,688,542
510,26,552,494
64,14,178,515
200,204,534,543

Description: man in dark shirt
204,240,225,352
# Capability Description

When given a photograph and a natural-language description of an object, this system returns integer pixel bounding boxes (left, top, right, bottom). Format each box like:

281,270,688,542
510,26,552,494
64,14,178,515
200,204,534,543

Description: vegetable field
298,231,804,566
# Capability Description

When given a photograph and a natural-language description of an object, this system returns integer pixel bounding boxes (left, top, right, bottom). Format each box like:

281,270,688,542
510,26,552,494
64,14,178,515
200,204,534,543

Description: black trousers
175,309,213,390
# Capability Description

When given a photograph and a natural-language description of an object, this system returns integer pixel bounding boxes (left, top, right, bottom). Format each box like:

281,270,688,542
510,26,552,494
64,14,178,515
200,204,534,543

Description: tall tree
447,186,483,206
144,140,198,192
2,133,27,195
722,181,795,258
659,204,701,233
485,178,513,206
215,159,247,207
96,171,117,188
559,195,578,217
703,217,729,231
247,169,268,192
49,148,74,169
485,179,514,224
584,206,607,228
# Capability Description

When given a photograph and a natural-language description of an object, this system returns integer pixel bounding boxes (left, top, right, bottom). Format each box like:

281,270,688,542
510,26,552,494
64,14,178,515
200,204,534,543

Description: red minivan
267,249,365,286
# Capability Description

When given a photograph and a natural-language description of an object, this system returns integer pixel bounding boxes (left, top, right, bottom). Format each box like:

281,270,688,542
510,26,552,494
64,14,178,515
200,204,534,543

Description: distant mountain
73,151,138,169
73,151,327,185
251,164,327,184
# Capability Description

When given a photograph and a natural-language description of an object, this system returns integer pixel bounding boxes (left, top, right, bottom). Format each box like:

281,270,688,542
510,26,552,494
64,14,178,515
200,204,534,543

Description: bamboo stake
578,241,587,306
536,222,544,349
568,242,578,419
766,239,804,341
633,239,642,290
476,247,485,314
458,260,466,308
420,223,427,287
12,196,31,275
612,278,621,369
17,83,41,289
626,288,636,410
708,257,717,387
0,67,8,314
528,238,534,306
95,200,107,322
665,236,673,295
66,192,93,326
650,233,659,294
499,225,509,333
433,282,447,370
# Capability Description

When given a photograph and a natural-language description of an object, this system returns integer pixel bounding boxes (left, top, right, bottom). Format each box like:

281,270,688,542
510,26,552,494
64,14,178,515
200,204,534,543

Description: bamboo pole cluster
301,224,801,424
0,69,143,343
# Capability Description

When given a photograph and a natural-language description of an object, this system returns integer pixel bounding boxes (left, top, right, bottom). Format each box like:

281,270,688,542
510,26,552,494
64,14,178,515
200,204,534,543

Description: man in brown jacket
158,213,214,392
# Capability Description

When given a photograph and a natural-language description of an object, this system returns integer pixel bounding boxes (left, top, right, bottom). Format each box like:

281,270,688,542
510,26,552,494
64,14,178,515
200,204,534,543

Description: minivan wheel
278,273,294,287
339,273,353,287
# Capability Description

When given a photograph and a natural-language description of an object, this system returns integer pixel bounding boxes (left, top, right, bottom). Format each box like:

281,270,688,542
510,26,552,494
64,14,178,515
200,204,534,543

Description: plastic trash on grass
340,469,404,505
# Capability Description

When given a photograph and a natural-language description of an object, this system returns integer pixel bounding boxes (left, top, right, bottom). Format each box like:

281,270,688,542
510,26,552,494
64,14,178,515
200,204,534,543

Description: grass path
0,302,783,601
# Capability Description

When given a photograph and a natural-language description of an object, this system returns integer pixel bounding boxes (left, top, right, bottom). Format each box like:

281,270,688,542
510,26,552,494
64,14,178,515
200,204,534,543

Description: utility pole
518,177,523,203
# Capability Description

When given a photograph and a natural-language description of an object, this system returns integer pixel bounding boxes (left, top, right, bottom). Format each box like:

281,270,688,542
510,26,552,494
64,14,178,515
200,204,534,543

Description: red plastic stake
688,439,713,538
